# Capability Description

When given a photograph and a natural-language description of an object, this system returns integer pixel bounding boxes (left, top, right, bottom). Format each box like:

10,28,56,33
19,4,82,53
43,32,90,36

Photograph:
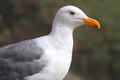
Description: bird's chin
74,22,84,28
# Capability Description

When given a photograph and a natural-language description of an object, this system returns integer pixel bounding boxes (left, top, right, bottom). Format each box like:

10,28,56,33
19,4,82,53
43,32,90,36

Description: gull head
53,5,100,29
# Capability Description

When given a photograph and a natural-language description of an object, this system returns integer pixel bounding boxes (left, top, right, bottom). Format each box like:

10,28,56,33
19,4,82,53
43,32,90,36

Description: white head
53,5,100,29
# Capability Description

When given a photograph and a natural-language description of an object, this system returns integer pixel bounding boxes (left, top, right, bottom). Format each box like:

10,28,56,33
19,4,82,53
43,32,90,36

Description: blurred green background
0,0,120,80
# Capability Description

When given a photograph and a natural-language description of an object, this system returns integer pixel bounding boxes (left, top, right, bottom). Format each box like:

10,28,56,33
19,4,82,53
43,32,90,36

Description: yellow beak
80,17,100,29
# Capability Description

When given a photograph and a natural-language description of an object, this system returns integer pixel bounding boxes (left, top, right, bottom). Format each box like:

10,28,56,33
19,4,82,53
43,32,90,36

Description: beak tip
98,26,101,29
96,24,100,29
97,23,101,29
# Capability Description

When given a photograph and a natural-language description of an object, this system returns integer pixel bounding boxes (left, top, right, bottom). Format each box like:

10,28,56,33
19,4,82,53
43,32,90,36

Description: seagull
0,5,100,80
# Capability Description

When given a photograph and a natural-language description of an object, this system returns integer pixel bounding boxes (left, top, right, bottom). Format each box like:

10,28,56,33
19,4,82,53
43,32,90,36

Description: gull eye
70,11,75,15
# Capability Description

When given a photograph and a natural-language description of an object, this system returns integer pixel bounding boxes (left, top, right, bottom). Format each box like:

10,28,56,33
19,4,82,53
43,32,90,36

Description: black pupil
70,11,75,15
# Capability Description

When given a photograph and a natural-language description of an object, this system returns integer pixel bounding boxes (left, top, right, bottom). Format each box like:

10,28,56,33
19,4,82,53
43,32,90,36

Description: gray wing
0,40,46,80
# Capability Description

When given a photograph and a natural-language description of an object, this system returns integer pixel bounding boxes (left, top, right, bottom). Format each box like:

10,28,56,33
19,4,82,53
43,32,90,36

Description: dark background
0,0,120,80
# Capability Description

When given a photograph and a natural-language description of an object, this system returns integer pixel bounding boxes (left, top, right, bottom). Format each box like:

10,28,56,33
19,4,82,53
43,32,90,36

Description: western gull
0,5,100,80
